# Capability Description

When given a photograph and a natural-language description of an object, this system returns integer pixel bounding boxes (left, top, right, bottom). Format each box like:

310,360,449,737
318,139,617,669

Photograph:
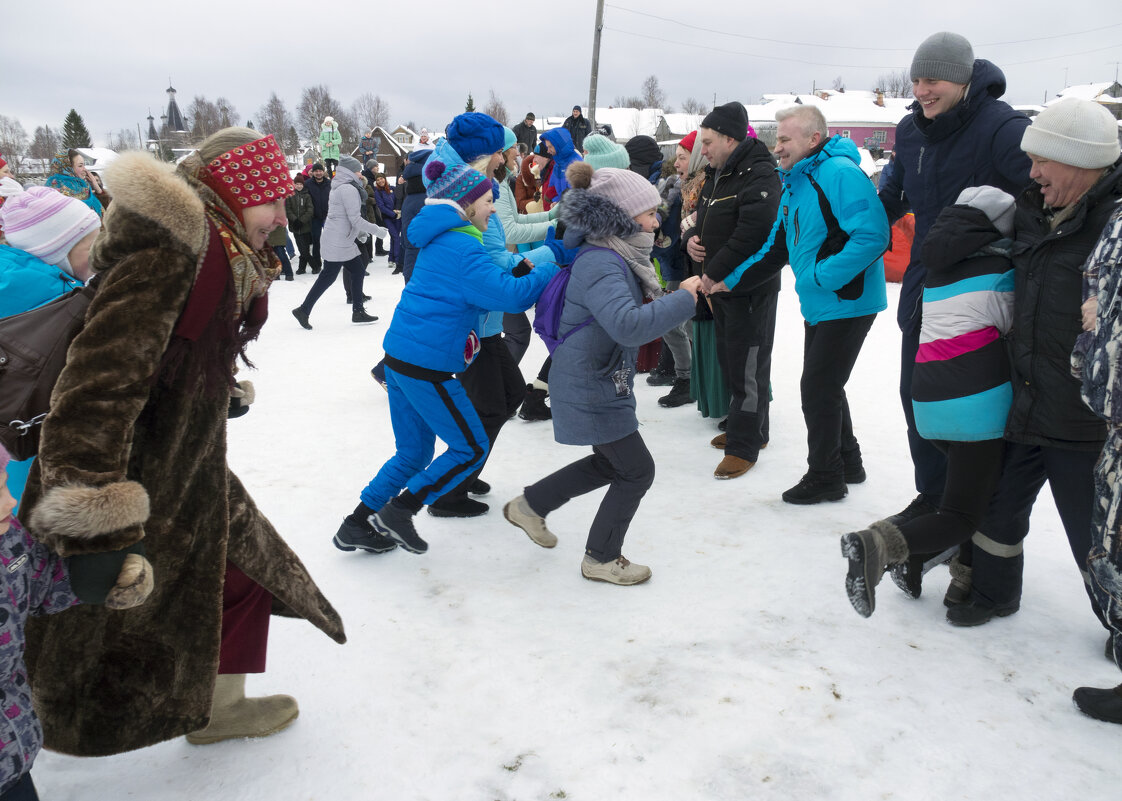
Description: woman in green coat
318,116,343,177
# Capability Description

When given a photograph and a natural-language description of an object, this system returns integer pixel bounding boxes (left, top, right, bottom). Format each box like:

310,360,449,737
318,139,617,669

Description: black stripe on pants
411,380,488,501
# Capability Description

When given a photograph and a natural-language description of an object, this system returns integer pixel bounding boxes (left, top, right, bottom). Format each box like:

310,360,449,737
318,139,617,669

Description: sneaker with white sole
503,495,557,548
580,554,651,585
372,501,428,554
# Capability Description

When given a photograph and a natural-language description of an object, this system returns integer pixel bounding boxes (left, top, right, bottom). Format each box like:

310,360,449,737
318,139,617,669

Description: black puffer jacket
686,136,781,297
1005,158,1122,449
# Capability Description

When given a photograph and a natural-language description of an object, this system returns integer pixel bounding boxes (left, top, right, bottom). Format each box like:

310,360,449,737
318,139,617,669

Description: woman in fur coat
503,163,701,586
19,129,346,757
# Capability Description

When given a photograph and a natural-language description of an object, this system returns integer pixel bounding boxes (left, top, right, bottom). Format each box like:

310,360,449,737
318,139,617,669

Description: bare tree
296,84,348,142
877,69,912,98
187,95,221,140
106,128,138,152
483,89,508,126
0,115,29,176
352,92,391,133
216,98,239,129
257,92,297,143
832,75,846,92
28,125,62,161
641,75,667,109
613,95,643,110
680,97,707,115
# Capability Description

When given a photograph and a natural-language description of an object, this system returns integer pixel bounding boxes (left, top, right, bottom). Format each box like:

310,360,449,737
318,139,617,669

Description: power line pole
588,0,605,129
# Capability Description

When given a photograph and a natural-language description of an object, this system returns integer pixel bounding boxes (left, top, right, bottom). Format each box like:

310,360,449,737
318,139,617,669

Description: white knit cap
1021,98,1121,169
0,186,100,267
588,167,661,218
956,186,1015,238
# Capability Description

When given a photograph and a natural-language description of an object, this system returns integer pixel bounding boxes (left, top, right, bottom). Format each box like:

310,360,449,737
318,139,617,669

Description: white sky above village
2,0,1120,146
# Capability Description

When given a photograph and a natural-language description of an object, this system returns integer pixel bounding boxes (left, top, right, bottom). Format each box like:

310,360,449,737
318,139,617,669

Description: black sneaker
645,369,675,387
1073,683,1122,724
843,461,866,484
658,378,692,408
886,494,938,526
782,473,847,505
518,386,551,421
333,515,397,553
292,307,312,330
372,502,428,554
427,496,489,518
352,309,379,324
945,598,1019,627
468,478,490,496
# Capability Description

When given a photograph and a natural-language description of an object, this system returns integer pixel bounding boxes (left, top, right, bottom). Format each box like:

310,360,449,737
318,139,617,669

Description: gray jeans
661,280,692,378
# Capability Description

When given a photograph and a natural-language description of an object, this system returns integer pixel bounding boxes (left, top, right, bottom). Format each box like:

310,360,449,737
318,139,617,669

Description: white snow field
36,262,1118,801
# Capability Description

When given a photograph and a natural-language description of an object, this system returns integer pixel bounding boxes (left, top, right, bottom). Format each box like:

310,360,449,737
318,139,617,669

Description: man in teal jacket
709,105,889,504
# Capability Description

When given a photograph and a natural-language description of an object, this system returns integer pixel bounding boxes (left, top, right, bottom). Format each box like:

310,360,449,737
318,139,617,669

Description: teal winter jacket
724,135,889,324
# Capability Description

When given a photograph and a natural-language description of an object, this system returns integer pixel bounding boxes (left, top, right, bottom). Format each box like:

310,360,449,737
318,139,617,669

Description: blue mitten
543,226,579,266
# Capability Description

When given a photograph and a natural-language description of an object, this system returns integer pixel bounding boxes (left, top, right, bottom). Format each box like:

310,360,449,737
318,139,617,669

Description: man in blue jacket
709,105,889,504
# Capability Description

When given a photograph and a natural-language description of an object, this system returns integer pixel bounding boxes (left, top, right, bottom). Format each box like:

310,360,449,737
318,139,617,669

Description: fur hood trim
559,188,639,240
29,481,149,556
102,152,207,253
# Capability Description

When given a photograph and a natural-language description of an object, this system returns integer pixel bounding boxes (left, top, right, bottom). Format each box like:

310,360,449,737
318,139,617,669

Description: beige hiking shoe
503,495,557,548
581,554,651,585
714,455,755,479
186,674,299,745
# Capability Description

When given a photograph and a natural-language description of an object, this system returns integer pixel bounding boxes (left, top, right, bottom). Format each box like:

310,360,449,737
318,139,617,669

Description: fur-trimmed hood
559,187,639,248
96,152,207,261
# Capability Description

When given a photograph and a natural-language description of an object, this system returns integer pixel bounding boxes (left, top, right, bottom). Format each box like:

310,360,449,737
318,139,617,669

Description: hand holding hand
679,276,702,299
708,280,730,294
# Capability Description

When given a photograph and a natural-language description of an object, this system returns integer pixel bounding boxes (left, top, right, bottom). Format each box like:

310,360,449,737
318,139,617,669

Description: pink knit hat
0,186,100,267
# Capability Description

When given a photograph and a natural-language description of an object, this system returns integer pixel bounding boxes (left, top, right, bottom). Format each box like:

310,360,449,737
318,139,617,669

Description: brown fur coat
20,152,346,757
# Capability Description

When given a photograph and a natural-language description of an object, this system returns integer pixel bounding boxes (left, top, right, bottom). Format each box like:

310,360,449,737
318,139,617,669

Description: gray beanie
956,186,1015,238
1020,98,1121,169
911,32,974,84
338,154,363,174
365,158,379,171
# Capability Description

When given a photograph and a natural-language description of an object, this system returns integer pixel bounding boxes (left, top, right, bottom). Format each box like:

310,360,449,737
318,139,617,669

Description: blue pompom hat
425,160,493,209
444,113,505,163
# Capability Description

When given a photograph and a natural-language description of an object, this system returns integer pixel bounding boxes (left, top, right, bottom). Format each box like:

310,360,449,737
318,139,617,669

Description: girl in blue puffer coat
332,160,558,556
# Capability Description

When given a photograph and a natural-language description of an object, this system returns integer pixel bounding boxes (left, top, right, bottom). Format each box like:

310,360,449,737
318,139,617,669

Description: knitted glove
543,226,579,266
229,380,256,419
512,259,533,278
67,541,154,608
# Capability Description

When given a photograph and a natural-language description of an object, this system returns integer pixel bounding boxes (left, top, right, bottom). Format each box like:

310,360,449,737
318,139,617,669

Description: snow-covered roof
752,94,909,126
1050,82,1120,104
661,113,705,136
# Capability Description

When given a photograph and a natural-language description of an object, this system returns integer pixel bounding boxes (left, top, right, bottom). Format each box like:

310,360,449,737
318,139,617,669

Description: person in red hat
18,128,346,757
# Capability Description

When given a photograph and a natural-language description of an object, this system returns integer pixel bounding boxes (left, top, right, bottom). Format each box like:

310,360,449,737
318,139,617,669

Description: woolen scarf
586,230,664,299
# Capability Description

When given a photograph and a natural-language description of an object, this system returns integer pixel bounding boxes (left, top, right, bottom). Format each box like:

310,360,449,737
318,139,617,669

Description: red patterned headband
203,134,294,212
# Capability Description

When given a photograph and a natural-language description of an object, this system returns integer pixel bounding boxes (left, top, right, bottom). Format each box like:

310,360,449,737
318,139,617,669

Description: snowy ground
37,259,1118,800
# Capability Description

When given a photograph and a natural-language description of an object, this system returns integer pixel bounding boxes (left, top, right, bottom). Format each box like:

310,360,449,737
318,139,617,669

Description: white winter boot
186,674,299,745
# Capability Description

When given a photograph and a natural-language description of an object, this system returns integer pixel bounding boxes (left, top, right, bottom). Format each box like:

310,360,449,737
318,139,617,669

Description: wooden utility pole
588,0,605,128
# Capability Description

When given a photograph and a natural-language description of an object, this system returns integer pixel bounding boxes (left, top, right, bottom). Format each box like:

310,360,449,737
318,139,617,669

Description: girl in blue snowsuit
332,160,559,555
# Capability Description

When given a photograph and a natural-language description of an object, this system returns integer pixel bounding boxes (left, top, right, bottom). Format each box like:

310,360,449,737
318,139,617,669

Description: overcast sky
3,0,1120,147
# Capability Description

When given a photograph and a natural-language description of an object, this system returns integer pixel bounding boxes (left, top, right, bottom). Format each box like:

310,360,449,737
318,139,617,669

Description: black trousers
900,326,947,506
272,245,293,279
502,312,533,365
309,221,324,269
801,314,874,478
711,291,777,462
0,773,38,801
971,441,1106,626
899,438,1005,554
524,430,655,562
439,335,526,503
293,231,313,271
298,255,366,315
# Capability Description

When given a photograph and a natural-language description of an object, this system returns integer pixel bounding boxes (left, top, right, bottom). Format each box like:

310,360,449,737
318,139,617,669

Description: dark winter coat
400,150,433,281
305,175,332,223
19,151,346,757
285,187,315,235
563,113,593,152
552,189,696,446
514,120,539,153
912,205,1014,441
1004,158,1122,450
686,136,782,298
879,59,1032,335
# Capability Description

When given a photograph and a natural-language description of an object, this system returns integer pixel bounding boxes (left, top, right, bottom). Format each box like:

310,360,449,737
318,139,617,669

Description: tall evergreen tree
61,109,92,149
465,93,475,112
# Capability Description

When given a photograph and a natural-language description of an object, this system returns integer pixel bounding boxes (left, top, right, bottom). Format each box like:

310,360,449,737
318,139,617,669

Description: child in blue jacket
332,160,559,555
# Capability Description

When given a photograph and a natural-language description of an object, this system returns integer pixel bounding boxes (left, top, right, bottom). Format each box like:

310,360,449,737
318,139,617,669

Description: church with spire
145,81,191,154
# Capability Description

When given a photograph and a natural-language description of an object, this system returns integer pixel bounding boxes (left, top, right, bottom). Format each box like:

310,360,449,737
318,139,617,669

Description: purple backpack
532,247,624,354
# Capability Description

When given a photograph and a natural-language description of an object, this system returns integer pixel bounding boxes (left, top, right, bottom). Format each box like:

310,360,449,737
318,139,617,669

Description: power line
605,4,1122,52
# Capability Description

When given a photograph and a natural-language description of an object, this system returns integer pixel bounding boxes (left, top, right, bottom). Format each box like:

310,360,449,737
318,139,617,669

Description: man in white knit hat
949,98,1122,637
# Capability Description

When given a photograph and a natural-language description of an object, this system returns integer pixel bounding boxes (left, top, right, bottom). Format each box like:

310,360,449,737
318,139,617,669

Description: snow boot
886,494,938,526
889,545,958,600
291,307,312,330
468,478,490,496
840,519,909,618
645,368,675,387
427,495,489,518
185,674,298,745
783,472,847,505
372,500,428,554
333,513,397,553
503,495,558,548
352,309,378,324
943,554,973,607
518,385,551,421
1073,683,1122,724
714,455,754,479
658,378,692,407
945,597,1020,627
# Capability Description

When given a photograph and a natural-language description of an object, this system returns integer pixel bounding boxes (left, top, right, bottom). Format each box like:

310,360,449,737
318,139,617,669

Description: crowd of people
0,26,1121,800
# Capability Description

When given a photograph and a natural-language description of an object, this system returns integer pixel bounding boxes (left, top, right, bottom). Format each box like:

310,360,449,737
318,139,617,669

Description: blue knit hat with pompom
445,113,505,163
425,160,492,208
